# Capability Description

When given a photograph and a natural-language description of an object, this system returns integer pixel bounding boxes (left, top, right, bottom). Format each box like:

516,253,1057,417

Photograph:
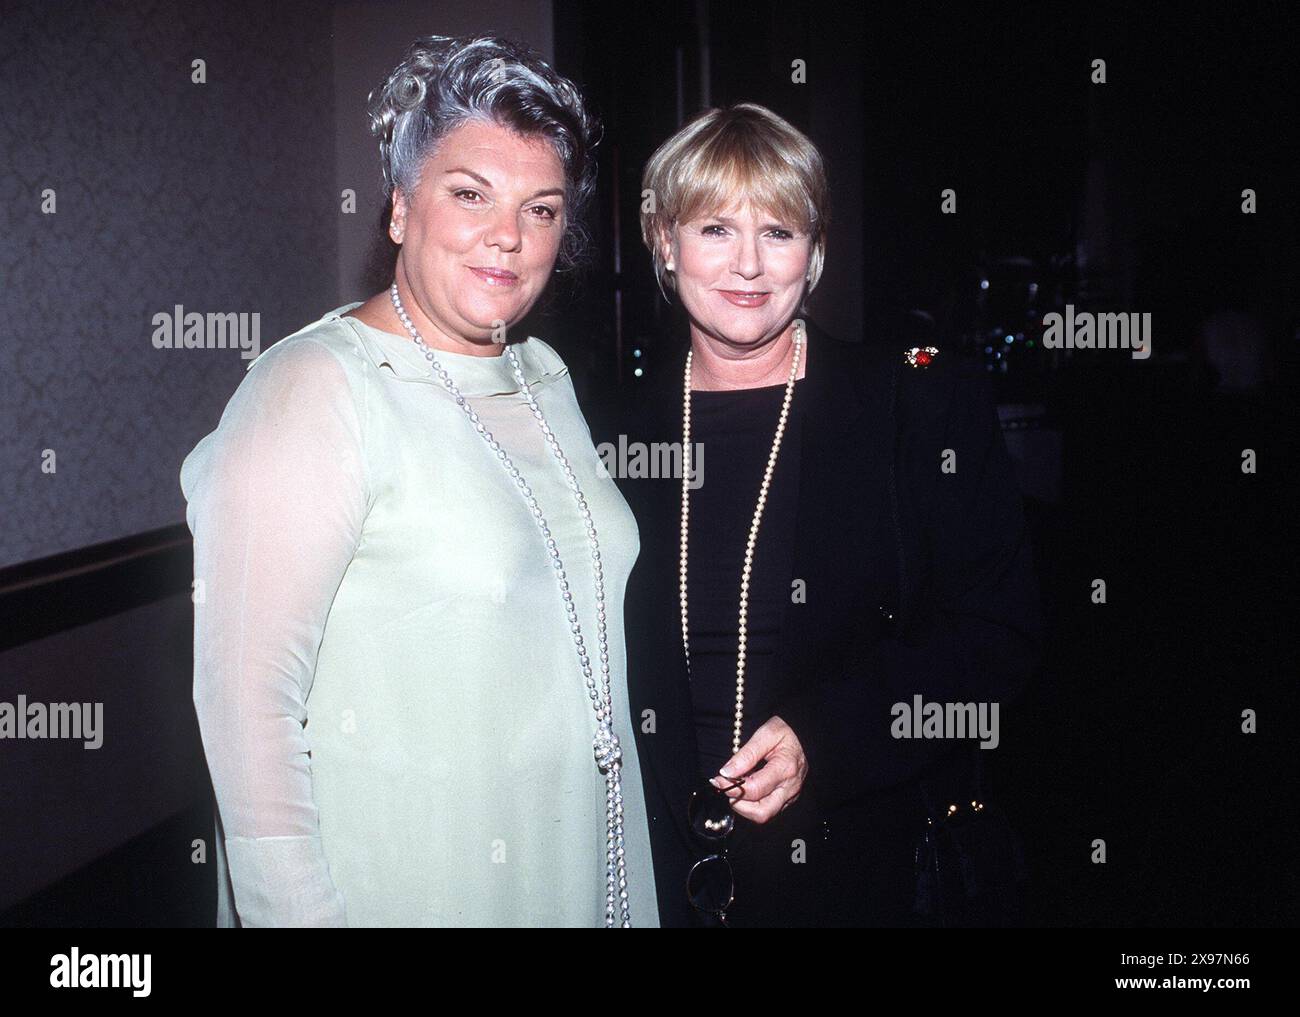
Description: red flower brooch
904,345,938,368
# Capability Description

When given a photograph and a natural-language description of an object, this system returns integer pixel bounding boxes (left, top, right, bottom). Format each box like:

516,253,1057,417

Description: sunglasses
685,775,746,927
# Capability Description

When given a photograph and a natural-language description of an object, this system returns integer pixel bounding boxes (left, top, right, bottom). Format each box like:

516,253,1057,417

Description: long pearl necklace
389,283,630,927
680,320,804,756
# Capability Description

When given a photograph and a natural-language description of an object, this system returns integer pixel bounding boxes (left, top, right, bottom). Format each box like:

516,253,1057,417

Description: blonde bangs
672,130,816,234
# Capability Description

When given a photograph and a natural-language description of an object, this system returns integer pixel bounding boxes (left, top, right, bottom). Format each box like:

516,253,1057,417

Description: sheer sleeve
180,337,368,927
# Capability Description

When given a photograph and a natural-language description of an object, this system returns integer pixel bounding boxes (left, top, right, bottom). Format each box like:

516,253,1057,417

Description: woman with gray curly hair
180,35,659,927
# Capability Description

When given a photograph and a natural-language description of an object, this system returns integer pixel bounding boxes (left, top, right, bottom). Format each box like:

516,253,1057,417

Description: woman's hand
712,715,808,823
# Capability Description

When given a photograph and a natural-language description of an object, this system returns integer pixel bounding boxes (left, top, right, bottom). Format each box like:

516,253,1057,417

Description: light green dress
180,303,660,927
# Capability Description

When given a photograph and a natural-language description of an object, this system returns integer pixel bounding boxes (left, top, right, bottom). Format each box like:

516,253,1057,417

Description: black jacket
600,319,1042,927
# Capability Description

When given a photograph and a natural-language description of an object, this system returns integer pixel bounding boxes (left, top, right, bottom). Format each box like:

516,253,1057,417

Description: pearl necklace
389,283,630,927
680,321,804,756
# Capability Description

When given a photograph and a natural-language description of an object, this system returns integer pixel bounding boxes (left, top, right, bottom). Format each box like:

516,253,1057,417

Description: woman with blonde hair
617,102,1040,927
181,35,658,927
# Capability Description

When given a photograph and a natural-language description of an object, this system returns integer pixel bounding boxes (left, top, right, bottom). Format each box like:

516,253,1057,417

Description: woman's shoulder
242,313,371,381
809,321,984,423
516,334,569,374
179,315,368,500
881,341,998,449
511,335,574,396
204,316,371,440
894,342,984,407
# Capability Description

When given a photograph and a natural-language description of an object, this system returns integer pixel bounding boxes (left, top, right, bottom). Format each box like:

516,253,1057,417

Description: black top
684,382,803,780
600,322,1042,927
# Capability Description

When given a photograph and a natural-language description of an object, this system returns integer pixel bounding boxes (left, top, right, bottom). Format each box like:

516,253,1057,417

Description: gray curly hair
367,35,601,272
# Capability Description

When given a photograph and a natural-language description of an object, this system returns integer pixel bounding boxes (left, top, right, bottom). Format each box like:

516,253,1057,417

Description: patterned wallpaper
0,0,339,568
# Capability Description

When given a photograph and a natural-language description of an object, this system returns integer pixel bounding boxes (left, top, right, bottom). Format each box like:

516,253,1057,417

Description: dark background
1,0,1295,927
